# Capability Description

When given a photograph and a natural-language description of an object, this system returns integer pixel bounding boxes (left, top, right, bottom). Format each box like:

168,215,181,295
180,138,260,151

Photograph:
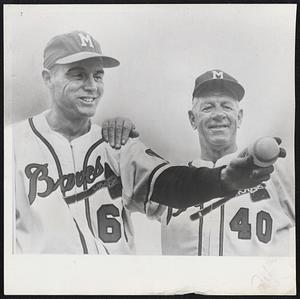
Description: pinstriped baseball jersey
13,110,169,254
161,152,295,256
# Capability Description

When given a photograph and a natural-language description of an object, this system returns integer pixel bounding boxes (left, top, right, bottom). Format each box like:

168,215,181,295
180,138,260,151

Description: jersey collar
190,150,240,168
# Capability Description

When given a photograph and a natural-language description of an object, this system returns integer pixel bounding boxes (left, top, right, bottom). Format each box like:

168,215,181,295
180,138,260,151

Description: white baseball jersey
13,110,169,254
161,152,295,256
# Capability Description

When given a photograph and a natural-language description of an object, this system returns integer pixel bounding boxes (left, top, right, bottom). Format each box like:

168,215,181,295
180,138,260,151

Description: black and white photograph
4,4,296,295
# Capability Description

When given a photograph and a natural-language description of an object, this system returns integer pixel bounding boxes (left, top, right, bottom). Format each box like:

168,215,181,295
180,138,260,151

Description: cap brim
55,52,120,68
193,79,245,101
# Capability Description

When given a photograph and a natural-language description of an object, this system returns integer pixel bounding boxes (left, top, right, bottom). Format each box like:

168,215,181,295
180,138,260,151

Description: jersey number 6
97,204,121,243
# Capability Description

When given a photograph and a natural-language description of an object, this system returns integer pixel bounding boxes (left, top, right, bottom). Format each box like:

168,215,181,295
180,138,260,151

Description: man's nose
83,76,97,91
211,108,226,120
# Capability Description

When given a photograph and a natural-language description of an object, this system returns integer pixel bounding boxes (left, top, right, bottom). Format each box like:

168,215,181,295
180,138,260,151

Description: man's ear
42,69,52,88
237,108,243,128
188,110,197,130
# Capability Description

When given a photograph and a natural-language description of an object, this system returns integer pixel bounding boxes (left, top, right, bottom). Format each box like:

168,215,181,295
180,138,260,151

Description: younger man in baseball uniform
13,32,277,255
160,70,295,256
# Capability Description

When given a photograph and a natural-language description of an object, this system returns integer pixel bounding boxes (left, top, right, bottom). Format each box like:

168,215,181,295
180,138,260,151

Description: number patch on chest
97,204,121,243
229,208,251,239
229,208,273,243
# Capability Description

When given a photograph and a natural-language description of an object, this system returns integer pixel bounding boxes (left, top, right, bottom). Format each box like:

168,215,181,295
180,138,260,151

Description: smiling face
43,57,104,121
189,89,243,152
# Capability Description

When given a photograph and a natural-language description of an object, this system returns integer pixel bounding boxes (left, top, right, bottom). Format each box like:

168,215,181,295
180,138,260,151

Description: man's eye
224,106,233,110
94,75,104,81
72,73,83,79
202,106,212,112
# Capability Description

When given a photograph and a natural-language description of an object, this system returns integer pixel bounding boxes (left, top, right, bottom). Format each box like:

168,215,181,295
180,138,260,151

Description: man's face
45,57,104,120
189,90,243,148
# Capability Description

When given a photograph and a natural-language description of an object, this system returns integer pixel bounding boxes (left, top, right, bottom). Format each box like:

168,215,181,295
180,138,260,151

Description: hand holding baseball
220,156,273,191
221,137,286,191
239,137,286,166
248,137,286,167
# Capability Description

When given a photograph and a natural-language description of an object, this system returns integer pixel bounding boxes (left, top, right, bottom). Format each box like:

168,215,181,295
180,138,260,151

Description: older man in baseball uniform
160,70,295,256
13,31,279,255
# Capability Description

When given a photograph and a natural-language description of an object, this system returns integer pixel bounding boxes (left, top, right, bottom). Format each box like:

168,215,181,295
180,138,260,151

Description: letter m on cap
78,33,94,48
212,70,223,79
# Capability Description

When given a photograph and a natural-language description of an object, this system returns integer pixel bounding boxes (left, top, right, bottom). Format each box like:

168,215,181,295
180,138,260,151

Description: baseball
248,137,280,167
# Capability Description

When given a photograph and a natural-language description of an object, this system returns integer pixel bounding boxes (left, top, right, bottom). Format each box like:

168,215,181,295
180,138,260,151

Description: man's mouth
208,124,229,129
79,97,96,103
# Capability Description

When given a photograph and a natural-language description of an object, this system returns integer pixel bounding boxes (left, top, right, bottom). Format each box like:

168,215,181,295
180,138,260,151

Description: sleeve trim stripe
145,162,170,211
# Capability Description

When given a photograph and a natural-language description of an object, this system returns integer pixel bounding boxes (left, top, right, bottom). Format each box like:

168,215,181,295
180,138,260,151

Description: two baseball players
13,31,282,254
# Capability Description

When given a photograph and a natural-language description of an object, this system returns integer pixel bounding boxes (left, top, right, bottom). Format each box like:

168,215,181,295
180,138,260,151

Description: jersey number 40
229,208,273,243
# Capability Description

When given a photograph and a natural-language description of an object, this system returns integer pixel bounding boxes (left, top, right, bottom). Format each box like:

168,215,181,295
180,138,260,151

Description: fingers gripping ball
248,137,280,167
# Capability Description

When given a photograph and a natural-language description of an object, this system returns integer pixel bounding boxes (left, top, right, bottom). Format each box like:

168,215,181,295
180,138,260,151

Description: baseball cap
43,30,120,69
192,69,245,101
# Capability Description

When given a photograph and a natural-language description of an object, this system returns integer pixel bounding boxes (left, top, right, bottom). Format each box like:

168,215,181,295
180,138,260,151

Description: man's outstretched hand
220,156,274,192
238,137,286,161
102,117,139,149
221,138,286,192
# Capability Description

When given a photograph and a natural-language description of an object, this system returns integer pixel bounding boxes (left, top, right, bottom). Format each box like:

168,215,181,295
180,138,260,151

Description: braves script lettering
236,183,266,196
25,156,104,204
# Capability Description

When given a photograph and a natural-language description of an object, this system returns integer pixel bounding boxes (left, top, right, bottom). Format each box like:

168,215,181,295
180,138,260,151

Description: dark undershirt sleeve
149,165,236,209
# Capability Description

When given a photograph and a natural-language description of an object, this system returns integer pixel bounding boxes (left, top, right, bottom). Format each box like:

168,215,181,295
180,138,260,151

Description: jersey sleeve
13,124,44,253
271,158,295,226
6,125,17,253
13,138,30,253
14,154,30,253
118,139,170,219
